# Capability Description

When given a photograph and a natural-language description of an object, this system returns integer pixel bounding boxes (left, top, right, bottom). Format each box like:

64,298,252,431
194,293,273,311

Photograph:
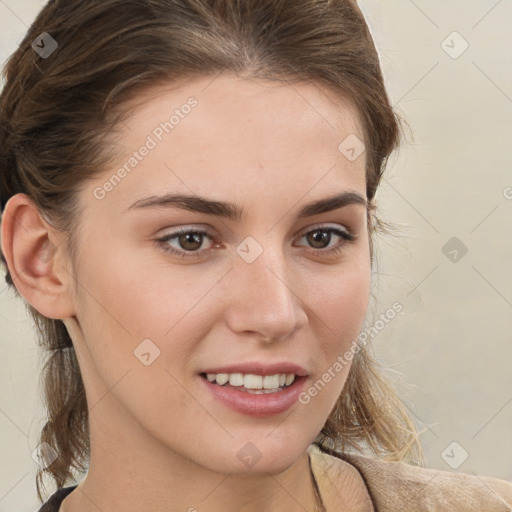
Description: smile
200,372,307,417
201,372,296,393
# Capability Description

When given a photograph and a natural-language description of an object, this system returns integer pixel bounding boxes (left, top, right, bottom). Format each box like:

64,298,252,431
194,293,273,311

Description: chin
205,431,313,476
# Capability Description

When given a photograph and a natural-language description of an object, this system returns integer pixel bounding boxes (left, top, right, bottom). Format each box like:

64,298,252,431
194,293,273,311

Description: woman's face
65,73,371,475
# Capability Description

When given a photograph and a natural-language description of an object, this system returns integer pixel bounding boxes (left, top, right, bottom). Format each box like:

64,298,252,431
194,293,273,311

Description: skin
2,73,373,511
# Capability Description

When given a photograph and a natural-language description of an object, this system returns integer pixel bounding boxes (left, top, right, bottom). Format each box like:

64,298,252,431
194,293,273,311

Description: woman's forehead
93,74,366,206
116,73,363,139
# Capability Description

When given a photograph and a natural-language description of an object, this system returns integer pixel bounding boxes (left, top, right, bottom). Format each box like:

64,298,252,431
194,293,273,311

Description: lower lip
200,375,307,417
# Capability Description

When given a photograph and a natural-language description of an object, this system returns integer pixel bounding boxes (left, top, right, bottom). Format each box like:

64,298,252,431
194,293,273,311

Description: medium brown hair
0,0,423,502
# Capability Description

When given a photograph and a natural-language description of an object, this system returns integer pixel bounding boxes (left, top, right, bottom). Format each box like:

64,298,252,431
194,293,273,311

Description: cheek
71,244,221,435
71,236,244,428
78,233,217,335
293,259,371,431
310,257,371,350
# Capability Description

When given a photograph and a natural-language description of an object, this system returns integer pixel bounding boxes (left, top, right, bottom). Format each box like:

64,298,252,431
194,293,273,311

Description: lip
200,374,308,417
199,362,308,377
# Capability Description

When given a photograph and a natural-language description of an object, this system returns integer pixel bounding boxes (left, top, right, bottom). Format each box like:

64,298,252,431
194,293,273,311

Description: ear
1,193,76,319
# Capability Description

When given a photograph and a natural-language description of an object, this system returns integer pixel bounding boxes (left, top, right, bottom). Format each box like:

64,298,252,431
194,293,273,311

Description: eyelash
155,225,356,260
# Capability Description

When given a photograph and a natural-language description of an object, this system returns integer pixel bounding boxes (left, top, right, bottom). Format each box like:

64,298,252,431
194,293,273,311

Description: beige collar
308,443,375,511
308,443,512,512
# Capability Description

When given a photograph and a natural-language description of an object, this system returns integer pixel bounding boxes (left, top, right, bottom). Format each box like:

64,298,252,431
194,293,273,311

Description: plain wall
1,1,511,510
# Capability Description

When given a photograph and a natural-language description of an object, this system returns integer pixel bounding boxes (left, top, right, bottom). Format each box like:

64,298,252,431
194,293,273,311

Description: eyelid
155,222,357,260
296,222,353,238
157,221,354,239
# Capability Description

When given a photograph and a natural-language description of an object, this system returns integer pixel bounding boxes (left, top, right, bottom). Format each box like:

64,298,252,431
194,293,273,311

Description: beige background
1,0,511,510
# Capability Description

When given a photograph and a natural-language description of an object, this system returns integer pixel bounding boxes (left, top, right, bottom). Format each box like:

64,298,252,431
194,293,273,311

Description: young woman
1,1,511,511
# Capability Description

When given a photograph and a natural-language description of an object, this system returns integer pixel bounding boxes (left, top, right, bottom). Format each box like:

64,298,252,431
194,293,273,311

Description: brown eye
306,229,334,249
156,228,215,259
177,231,204,251
156,225,356,261
297,226,356,258
300,226,354,247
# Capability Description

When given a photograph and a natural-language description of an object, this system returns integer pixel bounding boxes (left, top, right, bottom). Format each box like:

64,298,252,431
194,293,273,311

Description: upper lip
200,362,308,377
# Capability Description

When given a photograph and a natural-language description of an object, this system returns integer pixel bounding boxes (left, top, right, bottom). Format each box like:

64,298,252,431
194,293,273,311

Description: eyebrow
127,191,367,220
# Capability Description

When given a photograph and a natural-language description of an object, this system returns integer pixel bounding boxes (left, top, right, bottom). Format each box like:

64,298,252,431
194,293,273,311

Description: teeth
244,374,263,389
205,372,296,389
229,373,244,387
214,373,229,385
263,375,280,389
285,374,295,386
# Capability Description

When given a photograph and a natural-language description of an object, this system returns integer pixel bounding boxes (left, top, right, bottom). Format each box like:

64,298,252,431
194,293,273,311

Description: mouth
198,368,308,417
200,372,299,394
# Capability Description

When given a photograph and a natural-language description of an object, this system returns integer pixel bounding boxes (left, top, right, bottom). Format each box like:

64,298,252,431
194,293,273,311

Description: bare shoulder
308,444,512,512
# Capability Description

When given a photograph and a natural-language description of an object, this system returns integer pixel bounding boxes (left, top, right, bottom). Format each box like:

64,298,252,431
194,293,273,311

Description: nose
223,245,308,343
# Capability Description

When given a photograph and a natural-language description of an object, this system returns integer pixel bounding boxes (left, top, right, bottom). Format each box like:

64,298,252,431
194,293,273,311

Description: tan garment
309,443,512,511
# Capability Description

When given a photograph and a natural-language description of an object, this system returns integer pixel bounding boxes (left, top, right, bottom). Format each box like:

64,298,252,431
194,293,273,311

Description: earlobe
1,193,75,319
